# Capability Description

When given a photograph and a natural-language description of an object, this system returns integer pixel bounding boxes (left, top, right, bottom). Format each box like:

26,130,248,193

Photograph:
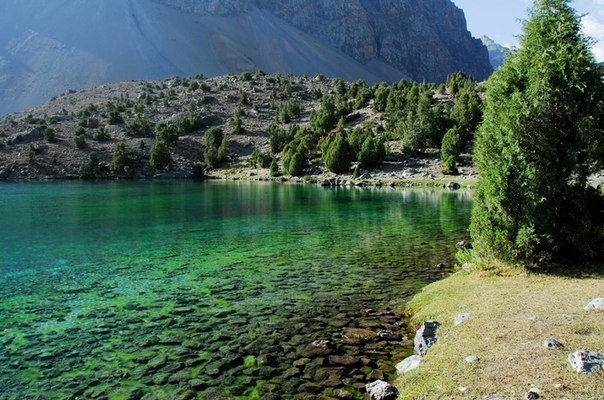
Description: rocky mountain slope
0,72,479,184
0,0,492,116
481,36,510,70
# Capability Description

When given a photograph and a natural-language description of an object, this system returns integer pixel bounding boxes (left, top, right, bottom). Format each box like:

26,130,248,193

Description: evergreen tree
150,140,171,170
322,120,355,173
441,126,464,175
470,0,604,262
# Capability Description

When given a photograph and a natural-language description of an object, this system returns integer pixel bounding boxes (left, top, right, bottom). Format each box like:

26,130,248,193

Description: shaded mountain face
0,0,491,116
481,36,510,70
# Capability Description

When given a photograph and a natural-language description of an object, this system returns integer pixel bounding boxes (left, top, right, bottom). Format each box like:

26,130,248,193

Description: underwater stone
147,354,168,370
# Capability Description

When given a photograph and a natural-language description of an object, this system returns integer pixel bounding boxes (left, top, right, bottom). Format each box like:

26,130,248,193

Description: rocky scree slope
0,0,491,116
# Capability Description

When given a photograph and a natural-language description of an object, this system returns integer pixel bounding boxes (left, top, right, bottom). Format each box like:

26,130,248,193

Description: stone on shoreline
365,380,399,400
414,320,441,356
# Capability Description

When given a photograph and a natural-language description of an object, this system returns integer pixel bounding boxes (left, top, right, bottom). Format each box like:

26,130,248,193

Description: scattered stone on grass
395,355,422,375
543,338,564,350
465,355,479,363
414,320,440,356
568,350,604,374
365,380,399,400
454,312,472,326
584,297,604,311
524,387,540,399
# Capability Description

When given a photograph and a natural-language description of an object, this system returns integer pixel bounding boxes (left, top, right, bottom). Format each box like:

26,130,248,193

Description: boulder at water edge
568,350,604,374
414,320,441,356
365,380,399,400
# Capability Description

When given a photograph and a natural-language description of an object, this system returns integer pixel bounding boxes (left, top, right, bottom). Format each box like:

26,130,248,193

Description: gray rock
395,355,422,375
584,297,604,311
447,181,461,190
414,320,440,356
8,127,42,144
568,350,604,374
524,387,540,399
454,312,472,326
544,338,564,350
365,380,399,400
465,355,479,363
456,240,472,250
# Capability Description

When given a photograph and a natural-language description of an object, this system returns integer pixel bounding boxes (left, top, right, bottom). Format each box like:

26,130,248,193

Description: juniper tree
470,0,604,262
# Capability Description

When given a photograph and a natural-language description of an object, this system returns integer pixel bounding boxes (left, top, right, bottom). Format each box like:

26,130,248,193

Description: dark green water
0,181,471,400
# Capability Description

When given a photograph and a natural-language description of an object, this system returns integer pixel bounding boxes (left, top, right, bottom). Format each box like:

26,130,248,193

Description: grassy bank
396,266,604,399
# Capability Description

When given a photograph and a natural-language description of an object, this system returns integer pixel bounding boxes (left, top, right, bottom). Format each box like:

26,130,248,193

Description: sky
452,0,604,62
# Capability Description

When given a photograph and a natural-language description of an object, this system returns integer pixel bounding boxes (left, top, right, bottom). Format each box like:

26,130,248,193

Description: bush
93,127,111,141
125,115,153,137
269,159,280,177
79,152,99,179
251,149,274,168
74,134,87,149
192,161,205,179
268,122,296,154
441,126,464,175
321,132,354,173
358,136,386,167
282,141,307,176
110,143,134,175
43,127,56,143
150,140,171,170
204,127,229,167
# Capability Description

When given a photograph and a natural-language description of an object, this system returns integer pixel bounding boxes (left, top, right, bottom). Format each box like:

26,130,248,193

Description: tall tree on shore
470,0,604,263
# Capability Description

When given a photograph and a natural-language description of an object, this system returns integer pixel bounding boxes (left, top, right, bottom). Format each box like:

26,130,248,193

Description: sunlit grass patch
397,268,604,399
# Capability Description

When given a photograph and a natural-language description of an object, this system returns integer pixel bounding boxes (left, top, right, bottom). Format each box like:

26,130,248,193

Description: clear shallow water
0,181,471,399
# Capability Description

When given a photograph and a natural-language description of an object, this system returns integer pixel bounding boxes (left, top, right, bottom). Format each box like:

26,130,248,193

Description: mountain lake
0,180,472,399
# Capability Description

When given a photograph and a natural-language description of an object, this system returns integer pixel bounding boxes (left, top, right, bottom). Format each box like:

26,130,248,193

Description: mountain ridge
0,0,492,116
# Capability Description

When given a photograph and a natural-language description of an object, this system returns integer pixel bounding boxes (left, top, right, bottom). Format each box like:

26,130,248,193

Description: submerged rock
365,380,399,400
568,350,604,374
414,320,441,356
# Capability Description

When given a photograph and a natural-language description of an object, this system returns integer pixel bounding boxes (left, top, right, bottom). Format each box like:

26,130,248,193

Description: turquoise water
0,181,471,399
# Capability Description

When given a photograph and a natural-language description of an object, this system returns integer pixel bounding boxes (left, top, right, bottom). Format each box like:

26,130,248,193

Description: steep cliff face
158,0,493,83
255,0,492,82
0,0,491,116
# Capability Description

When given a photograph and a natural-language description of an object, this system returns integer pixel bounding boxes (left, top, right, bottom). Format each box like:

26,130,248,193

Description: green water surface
0,180,471,399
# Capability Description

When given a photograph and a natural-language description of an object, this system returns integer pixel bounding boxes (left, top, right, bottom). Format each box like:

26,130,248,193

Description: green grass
396,266,604,399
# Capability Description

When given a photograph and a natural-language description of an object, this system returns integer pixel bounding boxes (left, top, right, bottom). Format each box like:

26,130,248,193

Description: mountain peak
480,35,510,70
